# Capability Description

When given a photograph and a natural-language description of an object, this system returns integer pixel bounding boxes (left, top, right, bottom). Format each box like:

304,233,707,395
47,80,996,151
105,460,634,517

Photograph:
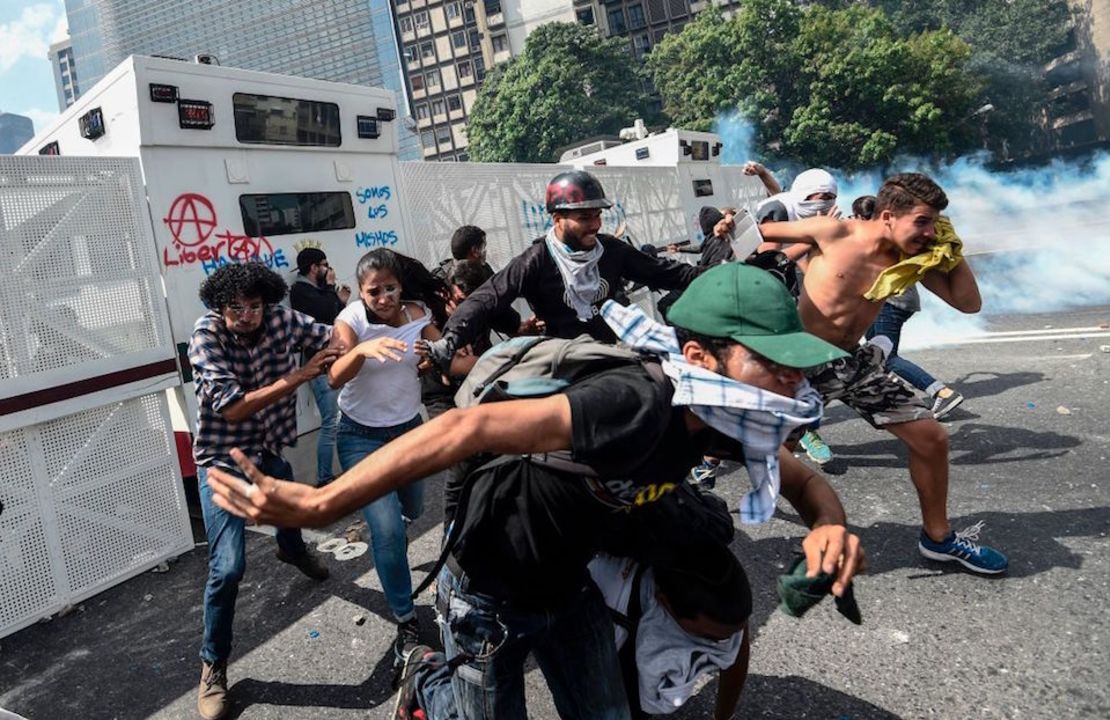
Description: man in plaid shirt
188,262,343,720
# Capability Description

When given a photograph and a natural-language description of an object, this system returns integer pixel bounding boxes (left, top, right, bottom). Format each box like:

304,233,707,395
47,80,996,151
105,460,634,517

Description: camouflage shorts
806,343,933,428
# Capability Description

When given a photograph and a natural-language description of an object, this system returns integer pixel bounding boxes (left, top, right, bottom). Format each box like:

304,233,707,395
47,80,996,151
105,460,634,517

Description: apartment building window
628,4,646,29
403,46,417,63
486,0,502,14
457,61,473,78
608,8,627,34
436,125,452,145
633,33,651,60
432,99,445,116
411,74,425,91
473,56,486,81
421,41,435,60
414,10,429,28
469,29,481,50
399,16,413,33
458,152,470,161
577,8,594,25
452,30,467,49
491,34,508,53
426,69,441,88
415,103,429,120
464,4,475,22
445,2,460,19
421,130,435,148
447,94,462,112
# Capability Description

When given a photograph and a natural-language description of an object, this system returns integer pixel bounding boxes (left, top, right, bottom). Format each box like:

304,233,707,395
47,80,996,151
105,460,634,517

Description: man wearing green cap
202,263,863,720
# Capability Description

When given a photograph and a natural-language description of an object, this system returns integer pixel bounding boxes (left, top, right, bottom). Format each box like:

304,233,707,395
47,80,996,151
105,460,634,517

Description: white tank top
335,301,431,427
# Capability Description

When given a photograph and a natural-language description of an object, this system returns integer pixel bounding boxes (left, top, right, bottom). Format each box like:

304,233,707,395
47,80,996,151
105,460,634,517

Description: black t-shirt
451,365,715,610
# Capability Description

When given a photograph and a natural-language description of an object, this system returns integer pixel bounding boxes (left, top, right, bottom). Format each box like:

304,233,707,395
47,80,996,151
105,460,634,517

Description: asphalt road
2,306,1108,720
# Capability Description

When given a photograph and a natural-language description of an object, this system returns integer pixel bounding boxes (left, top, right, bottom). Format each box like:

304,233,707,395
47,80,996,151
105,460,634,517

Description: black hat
296,247,326,274
698,206,725,239
545,170,613,213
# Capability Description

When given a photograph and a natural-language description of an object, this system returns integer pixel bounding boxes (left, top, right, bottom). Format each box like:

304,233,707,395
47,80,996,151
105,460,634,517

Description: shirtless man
760,172,1007,575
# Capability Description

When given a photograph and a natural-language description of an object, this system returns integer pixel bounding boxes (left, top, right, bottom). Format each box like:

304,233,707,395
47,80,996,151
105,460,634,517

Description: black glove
420,334,457,374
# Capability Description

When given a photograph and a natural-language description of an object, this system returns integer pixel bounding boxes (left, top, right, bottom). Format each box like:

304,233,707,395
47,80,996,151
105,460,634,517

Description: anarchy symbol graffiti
163,193,217,247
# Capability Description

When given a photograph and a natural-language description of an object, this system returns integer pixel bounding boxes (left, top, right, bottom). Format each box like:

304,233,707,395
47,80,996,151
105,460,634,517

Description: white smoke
714,114,1110,348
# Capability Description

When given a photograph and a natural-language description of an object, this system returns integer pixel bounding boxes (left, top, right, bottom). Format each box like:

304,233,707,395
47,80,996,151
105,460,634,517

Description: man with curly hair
189,262,344,720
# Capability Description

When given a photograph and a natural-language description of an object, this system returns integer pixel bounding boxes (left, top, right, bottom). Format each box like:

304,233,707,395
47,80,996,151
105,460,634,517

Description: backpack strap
617,564,647,718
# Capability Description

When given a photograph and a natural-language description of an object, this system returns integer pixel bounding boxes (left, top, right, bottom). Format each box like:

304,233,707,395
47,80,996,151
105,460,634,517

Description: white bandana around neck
545,226,604,322
600,300,825,523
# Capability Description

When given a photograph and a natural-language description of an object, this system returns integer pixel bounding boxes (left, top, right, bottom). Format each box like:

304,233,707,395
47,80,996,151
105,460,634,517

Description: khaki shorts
806,343,933,428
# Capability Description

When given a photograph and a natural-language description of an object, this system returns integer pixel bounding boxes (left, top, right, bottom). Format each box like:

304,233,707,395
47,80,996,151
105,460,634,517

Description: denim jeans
865,302,937,392
420,565,631,720
336,413,424,621
308,375,340,485
197,453,307,664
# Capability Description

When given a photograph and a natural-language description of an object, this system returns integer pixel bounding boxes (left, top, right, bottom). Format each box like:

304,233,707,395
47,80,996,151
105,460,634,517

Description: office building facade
0,112,35,154
49,38,81,112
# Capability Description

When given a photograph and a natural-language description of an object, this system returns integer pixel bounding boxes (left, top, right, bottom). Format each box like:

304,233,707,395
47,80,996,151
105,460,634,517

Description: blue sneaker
800,430,833,464
689,458,721,490
918,521,1008,574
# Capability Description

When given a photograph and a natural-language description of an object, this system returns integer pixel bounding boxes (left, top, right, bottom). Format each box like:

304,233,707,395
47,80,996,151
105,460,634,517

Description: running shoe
918,521,1008,574
689,458,721,490
393,618,422,668
931,389,965,419
800,430,833,465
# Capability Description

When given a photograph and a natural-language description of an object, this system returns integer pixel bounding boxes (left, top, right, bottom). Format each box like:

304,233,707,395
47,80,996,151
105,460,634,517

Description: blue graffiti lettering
356,186,392,204
355,230,399,248
201,248,289,275
366,204,389,220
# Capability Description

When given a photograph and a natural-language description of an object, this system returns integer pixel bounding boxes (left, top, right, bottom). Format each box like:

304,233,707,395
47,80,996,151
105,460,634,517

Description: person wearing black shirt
205,263,864,720
289,248,350,486
421,171,699,369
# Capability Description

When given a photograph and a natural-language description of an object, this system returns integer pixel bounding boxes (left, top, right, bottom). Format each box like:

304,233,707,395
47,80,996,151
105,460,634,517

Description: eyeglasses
227,303,265,317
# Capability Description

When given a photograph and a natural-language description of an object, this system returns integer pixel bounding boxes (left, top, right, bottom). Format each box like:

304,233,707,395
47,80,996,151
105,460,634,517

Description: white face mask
796,198,835,218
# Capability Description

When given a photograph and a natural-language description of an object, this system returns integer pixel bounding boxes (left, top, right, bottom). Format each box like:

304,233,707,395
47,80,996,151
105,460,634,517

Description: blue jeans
336,413,424,621
309,375,340,485
198,454,307,664
420,565,630,720
865,302,937,393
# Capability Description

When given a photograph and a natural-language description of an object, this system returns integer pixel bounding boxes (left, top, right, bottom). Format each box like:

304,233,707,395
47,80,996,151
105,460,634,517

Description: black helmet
545,171,613,214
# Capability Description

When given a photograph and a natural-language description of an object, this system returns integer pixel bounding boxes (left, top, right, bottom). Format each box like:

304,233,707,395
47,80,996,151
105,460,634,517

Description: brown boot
198,660,229,720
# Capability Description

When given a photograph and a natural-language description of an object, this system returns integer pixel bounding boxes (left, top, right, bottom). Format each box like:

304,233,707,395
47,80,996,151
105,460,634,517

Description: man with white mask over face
754,168,840,466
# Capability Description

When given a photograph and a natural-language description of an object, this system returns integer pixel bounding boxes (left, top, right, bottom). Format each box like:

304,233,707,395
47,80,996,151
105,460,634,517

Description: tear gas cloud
715,113,1110,349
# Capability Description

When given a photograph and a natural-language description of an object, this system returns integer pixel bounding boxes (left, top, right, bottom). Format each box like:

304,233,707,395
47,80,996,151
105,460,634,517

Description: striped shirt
188,305,331,468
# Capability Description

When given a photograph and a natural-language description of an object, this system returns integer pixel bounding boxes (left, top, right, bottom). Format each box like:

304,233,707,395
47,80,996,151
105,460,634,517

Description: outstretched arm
777,447,864,597
205,395,573,527
919,259,982,313
758,216,842,248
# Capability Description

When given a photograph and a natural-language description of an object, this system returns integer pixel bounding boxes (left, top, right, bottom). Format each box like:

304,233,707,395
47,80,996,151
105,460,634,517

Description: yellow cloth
864,215,964,301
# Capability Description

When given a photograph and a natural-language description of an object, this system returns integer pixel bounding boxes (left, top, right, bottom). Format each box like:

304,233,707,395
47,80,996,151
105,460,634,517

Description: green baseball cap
667,263,848,369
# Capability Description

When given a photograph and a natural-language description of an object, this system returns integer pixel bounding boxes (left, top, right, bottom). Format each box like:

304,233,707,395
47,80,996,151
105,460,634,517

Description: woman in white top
328,248,459,665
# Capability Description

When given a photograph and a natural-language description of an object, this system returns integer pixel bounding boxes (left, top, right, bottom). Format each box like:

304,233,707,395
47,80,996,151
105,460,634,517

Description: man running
760,172,1008,575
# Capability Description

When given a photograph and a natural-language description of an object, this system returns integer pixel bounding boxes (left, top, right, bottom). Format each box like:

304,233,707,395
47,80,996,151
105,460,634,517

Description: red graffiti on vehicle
163,193,217,247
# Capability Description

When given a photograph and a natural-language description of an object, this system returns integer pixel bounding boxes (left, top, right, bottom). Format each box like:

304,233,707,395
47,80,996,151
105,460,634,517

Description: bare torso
797,222,900,350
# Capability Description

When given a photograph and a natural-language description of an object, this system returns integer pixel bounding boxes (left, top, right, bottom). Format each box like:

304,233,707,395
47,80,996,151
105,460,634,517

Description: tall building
0,112,35,154
49,38,81,112
61,0,421,159
1042,0,1110,153
393,0,579,160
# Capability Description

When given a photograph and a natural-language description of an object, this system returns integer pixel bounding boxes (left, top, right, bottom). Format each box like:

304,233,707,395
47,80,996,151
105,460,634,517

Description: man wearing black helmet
421,171,699,366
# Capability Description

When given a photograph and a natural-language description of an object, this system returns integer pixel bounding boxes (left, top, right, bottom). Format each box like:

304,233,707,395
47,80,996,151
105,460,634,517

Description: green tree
647,0,986,169
870,0,1075,158
464,23,649,163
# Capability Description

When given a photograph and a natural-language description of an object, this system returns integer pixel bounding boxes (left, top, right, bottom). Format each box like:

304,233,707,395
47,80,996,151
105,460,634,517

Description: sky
0,1,69,132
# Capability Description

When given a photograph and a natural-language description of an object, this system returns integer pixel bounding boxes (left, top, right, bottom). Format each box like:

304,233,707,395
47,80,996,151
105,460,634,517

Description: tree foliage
870,0,1075,158
465,23,649,163
647,0,986,169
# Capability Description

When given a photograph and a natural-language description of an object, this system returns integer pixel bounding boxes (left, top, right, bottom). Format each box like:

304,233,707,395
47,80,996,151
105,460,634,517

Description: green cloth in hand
776,555,862,625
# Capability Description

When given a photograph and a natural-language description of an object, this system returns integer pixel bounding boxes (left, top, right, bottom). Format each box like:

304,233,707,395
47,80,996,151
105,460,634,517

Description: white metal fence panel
0,157,189,640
